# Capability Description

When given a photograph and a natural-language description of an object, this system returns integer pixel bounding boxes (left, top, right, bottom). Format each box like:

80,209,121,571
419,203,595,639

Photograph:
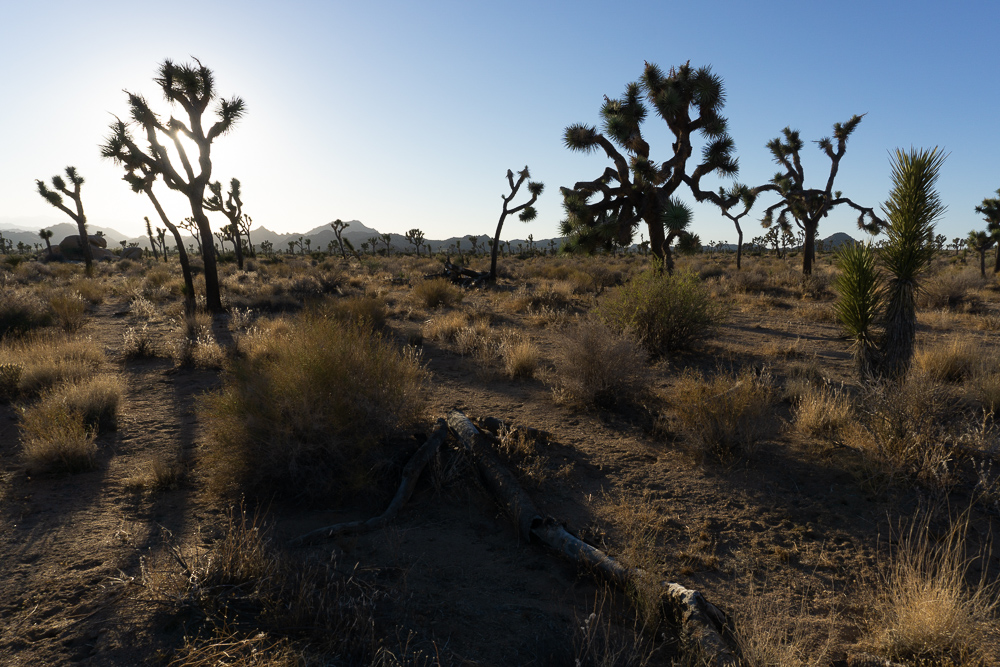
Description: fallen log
446,409,737,667
290,419,449,546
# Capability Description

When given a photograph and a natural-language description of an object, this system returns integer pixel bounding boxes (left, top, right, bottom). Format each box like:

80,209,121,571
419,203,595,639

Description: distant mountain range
0,219,858,255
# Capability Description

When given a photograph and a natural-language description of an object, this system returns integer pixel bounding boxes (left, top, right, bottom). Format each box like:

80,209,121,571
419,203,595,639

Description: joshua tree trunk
146,187,196,314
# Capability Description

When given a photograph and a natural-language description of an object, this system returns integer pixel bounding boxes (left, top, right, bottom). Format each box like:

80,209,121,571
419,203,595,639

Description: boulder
120,247,143,260
58,235,114,261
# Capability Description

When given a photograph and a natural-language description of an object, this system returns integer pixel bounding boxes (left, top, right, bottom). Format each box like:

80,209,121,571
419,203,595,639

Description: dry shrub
969,370,1000,413
0,335,104,397
843,378,956,491
422,310,470,342
49,291,88,332
411,277,463,308
69,277,104,304
0,289,52,339
180,309,212,339
168,632,301,667
123,324,159,359
864,514,998,666
499,330,538,379
130,296,158,320
174,334,225,369
124,455,179,492
919,269,985,310
792,382,853,440
732,584,834,667
0,362,22,402
324,294,387,329
20,400,96,474
573,589,655,667
202,312,425,498
554,321,647,408
794,301,837,323
722,267,769,294
599,270,725,356
671,367,777,463
914,337,982,383
57,374,125,432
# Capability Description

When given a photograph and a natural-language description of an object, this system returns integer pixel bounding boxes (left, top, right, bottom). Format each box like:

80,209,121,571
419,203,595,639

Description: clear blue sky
2,0,998,244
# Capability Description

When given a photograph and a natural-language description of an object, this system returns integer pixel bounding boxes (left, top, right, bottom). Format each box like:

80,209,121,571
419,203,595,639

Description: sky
2,0,998,245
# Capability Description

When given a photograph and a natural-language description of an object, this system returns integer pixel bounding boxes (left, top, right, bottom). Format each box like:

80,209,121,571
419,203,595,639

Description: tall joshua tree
330,219,350,258
489,167,543,281
36,167,94,271
967,230,994,278
205,178,246,269
560,62,740,273
974,188,1000,273
762,116,882,275
835,148,945,382
405,228,425,256
714,183,759,270
102,58,245,311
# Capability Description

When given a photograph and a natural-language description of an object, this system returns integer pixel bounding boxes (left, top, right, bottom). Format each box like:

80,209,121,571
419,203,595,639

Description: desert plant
599,269,724,355
49,291,87,332
835,148,945,382
554,321,647,408
1,336,104,397
974,187,1000,273
412,277,464,309
914,337,981,383
57,374,125,432
202,312,425,497
101,58,246,312
488,167,543,281
0,290,53,339
204,178,248,269
761,116,882,275
792,381,853,440
36,167,94,272
671,366,777,463
561,62,742,272
498,330,538,379
20,401,97,474
864,513,998,665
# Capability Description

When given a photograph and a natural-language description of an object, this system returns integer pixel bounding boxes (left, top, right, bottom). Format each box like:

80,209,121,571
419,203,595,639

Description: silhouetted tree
967,230,994,278
714,183,759,270
205,178,246,269
330,219,350,258
974,188,1000,273
38,229,54,259
405,228,425,256
103,58,245,311
36,167,93,271
762,115,882,275
489,166,543,281
561,62,741,273
145,216,159,260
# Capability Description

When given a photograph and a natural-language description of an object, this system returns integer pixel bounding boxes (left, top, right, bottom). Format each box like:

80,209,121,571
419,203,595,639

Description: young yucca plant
835,147,945,382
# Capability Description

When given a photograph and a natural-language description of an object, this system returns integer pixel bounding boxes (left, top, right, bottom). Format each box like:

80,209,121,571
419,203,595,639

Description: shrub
554,321,647,408
864,514,997,665
412,277,463,308
58,375,125,432
0,290,52,339
792,381,853,439
49,291,87,332
599,270,725,355
0,336,104,397
202,312,426,498
914,337,981,383
423,310,470,342
324,295,386,329
21,401,97,474
122,324,159,359
671,367,777,463
499,330,538,379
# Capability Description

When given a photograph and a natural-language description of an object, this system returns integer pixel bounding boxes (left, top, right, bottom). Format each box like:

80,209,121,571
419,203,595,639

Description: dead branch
290,419,448,546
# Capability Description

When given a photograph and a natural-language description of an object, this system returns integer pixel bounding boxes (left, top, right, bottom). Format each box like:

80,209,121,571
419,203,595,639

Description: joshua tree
561,62,748,273
405,228,425,256
835,147,945,382
330,219,350,258
381,233,392,256
102,58,245,312
714,183,760,270
204,178,246,269
974,188,1000,272
488,166,543,281
761,115,883,276
367,235,381,256
36,166,94,271
156,227,168,261
144,216,160,260
967,230,994,278
38,229,54,259
178,217,202,254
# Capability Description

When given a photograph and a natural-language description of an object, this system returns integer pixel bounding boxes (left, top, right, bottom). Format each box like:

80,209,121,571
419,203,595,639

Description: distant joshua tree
974,188,1000,273
488,166,543,281
101,58,246,312
381,233,392,256
145,216,159,260
761,115,882,275
405,228,425,256
36,167,93,271
204,178,248,269
967,230,994,277
38,229,54,259
330,219,350,258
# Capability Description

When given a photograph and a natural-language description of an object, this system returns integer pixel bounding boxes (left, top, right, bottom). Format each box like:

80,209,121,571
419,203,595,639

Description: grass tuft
554,321,647,408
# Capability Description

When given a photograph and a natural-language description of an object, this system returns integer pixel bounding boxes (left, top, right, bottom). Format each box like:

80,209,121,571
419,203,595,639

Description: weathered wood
290,419,449,546
447,408,737,667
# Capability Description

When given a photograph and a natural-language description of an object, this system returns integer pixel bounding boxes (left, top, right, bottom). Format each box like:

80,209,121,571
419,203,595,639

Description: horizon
2,1,998,246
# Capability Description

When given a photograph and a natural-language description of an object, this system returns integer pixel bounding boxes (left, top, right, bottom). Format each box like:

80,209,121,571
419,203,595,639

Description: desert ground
1,247,999,666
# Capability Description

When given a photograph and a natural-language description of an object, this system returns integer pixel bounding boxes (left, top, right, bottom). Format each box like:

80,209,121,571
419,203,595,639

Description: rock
120,247,143,260
58,235,114,261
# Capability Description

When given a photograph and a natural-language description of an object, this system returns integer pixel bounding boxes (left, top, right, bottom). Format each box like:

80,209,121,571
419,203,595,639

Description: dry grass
914,337,982,383
499,330,539,379
0,335,104,397
864,514,998,665
49,291,88,332
731,584,834,667
57,374,126,432
670,366,778,463
124,455,180,492
412,277,463,308
20,401,97,474
122,324,160,359
792,382,854,440
553,321,647,408
202,312,426,498
422,310,470,342
0,289,52,339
